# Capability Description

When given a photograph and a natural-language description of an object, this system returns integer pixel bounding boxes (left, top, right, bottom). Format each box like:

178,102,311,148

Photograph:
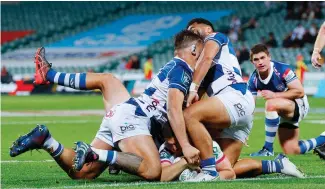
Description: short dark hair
186,18,215,31
174,30,203,50
250,44,270,61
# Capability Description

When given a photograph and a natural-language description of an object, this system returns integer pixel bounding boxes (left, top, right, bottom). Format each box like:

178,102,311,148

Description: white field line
1,160,55,163
5,175,325,189
1,120,98,125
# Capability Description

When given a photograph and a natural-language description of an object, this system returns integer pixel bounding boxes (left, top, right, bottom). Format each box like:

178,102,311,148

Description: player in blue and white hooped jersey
9,30,204,181
248,44,325,157
182,18,255,181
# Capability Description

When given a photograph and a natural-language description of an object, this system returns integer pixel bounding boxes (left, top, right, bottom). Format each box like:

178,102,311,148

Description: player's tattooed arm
115,152,143,175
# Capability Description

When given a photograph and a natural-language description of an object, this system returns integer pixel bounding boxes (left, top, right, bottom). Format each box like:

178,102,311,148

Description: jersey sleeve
159,144,175,164
282,67,298,84
204,32,228,47
247,73,258,96
168,66,192,96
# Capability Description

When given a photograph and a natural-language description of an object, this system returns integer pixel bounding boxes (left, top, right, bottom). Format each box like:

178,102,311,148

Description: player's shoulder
248,70,258,82
205,32,228,45
272,60,291,72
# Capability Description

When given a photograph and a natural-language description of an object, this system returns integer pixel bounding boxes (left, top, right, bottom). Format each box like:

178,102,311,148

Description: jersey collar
174,56,194,72
258,61,274,85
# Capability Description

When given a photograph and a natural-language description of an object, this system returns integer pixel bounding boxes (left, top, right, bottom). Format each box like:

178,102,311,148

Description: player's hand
311,51,322,69
186,91,199,107
261,90,276,100
182,144,200,165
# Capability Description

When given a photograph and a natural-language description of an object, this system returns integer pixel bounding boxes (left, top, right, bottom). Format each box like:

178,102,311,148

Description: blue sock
201,157,218,177
46,68,87,90
106,151,117,165
261,160,281,174
299,135,325,154
263,111,280,152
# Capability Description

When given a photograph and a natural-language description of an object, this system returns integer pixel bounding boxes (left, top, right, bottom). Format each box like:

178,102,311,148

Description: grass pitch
1,95,325,189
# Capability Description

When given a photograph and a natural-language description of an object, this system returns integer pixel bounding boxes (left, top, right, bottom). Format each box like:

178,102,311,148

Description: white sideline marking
6,175,325,189
306,120,325,124
1,120,98,125
1,160,54,163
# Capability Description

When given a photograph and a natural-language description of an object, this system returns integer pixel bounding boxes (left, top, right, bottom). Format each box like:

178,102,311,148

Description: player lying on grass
247,44,325,157
181,18,255,181
160,122,305,181
10,30,204,181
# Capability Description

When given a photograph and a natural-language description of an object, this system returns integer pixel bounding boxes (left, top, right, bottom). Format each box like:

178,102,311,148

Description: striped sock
201,157,218,177
263,111,280,152
43,137,64,158
91,147,117,165
46,68,87,90
261,160,281,174
299,135,325,154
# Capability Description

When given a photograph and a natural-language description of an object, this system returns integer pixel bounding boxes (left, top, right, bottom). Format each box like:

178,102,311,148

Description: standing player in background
183,18,255,181
311,21,325,69
248,44,325,157
10,30,203,181
310,21,325,160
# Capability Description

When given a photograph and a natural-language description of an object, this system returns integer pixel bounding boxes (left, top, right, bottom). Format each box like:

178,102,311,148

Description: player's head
187,18,215,38
174,30,204,65
250,43,272,73
162,123,181,153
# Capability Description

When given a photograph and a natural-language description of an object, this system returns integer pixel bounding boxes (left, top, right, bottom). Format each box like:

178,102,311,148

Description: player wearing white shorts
10,30,204,181
248,44,325,156
183,18,255,181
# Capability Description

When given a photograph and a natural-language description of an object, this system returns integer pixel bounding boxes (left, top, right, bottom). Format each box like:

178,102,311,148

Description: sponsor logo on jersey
181,71,191,87
146,98,160,112
276,84,285,91
106,110,115,118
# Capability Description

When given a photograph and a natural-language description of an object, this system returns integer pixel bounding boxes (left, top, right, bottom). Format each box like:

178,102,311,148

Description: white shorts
215,85,255,143
280,95,309,127
95,103,151,145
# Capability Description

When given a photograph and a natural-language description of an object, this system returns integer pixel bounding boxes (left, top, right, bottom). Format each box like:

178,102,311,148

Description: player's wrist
190,82,199,93
313,48,320,54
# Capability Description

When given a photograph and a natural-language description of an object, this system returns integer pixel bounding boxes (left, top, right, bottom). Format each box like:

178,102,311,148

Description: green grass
1,95,325,188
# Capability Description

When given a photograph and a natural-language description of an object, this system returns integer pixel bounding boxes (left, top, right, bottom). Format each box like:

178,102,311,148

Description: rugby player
10,30,204,181
248,44,325,156
182,18,255,181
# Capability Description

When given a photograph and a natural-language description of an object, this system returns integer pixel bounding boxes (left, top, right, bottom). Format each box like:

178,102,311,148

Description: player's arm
311,21,325,68
187,41,219,106
167,89,191,149
274,79,304,100
161,157,188,181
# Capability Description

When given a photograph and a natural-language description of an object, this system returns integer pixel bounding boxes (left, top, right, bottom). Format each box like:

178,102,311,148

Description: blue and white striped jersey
200,32,245,96
248,60,298,95
126,57,193,123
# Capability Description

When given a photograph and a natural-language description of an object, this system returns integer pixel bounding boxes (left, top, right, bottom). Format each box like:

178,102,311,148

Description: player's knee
139,159,162,180
183,108,199,123
101,73,115,88
265,99,279,112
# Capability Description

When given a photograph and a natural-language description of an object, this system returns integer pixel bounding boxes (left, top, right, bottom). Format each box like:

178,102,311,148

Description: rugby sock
263,111,280,152
201,157,218,177
299,135,325,154
46,69,87,90
91,148,117,165
261,160,281,174
43,137,64,158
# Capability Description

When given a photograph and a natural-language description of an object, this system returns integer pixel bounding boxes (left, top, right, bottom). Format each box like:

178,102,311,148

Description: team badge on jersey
181,71,191,87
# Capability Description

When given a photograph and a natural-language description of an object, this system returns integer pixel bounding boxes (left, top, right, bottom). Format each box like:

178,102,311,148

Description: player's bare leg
34,47,130,111
10,124,115,179
184,97,231,180
74,135,162,180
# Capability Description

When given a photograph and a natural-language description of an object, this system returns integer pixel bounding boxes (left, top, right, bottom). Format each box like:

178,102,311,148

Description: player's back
202,32,245,96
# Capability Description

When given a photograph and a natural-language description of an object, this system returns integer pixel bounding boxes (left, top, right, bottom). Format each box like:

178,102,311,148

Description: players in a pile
10,30,204,181
248,44,325,157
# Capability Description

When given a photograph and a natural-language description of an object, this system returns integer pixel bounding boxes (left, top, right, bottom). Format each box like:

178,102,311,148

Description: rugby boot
34,47,52,85
275,153,305,178
73,141,99,171
10,124,50,157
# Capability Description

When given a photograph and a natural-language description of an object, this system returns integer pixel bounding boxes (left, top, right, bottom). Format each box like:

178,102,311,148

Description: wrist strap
190,82,198,93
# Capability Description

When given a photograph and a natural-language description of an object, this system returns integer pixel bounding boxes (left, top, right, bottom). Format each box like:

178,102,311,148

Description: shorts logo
120,123,135,134
234,103,245,117
106,110,115,118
